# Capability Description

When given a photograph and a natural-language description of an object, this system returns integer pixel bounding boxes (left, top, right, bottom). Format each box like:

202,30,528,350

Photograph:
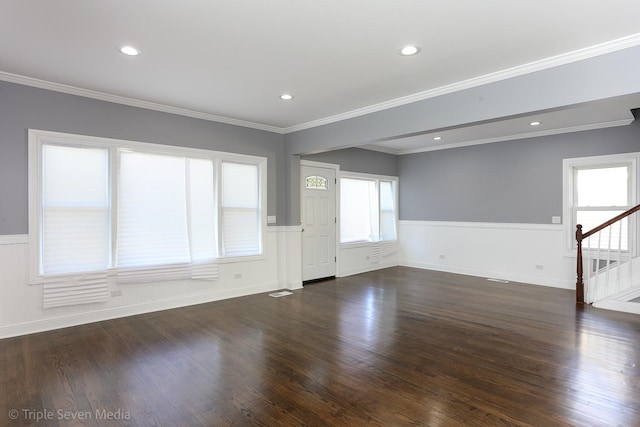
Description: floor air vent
269,291,293,298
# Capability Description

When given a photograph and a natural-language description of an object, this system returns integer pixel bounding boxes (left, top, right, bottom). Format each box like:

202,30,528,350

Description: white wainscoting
273,226,303,290
338,241,399,277
0,227,302,339
398,221,575,289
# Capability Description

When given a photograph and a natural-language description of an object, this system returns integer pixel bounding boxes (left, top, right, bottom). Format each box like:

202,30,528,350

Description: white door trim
300,160,340,170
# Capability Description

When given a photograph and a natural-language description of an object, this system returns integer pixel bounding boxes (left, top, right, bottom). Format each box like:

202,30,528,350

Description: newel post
575,224,584,305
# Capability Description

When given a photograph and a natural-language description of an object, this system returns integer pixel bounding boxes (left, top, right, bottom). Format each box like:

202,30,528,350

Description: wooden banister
576,224,584,305
575,204,640,305
582,205,640,240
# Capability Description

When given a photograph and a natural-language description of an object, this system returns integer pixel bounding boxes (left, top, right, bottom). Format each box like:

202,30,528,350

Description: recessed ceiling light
119,46,140,56
280,94,294,100
433,136,442,141
529,121,542,126
400,45,421,56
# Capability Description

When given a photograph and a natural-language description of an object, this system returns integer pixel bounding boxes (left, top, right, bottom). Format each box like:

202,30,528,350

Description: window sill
340,240,398,249
217,254,266,264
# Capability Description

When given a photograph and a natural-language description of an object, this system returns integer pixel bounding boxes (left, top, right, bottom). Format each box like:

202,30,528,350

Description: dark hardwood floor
2,267,640,426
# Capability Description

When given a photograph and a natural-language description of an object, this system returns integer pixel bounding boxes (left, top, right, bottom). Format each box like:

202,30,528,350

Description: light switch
267,215,277,224
551,216,561,224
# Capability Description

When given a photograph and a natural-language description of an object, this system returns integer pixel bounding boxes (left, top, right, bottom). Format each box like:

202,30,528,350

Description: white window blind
221,162,261,256
379,180,397,241
188,158,217,262
116,151,218,280
340,174,398,244
117,151,191,268
340,178,377,243
41,144,109,275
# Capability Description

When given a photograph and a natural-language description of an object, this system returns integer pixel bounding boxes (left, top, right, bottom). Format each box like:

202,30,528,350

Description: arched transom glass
305,175,328,190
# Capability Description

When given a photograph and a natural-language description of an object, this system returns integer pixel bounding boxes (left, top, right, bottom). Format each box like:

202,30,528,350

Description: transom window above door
305,175,328,190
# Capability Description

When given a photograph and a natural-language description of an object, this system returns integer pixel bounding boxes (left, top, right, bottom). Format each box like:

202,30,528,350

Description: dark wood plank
2,267,640,426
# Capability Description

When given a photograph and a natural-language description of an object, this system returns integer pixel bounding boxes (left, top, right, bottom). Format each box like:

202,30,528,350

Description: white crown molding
357,145,400,155
391,118,634,155
0,71,284,134
2,33,639,135
283,33,640,134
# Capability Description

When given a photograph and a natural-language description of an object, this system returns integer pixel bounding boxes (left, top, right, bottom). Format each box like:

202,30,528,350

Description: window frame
338,171,399,246
28,129,267,285
563,152,639,256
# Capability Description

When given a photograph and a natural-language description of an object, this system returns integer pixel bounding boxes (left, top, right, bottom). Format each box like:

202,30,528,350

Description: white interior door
301,163,337,281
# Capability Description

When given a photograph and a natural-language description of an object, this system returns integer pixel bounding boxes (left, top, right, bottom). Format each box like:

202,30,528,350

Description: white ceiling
2,1,640,149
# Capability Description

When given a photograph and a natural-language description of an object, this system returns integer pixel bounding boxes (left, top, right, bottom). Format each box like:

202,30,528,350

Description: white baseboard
338,261,399,277
400,261,574,289
0,281,279,339
593,299,640,315
282,280,303,290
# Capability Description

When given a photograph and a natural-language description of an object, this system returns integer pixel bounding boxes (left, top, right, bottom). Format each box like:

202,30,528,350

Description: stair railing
576,204,640,304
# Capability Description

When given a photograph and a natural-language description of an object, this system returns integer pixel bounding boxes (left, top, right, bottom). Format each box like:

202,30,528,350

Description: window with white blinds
221,162,261,256
29,130,265,284
117,151,193,268
340,178,377,243
379,180,397,241
41,144,110,275
339,173,398,244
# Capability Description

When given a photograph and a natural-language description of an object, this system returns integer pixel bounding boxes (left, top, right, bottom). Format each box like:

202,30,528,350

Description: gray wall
0,81,287,235
399,120,640,223
3,78,638,233
301,148,398,176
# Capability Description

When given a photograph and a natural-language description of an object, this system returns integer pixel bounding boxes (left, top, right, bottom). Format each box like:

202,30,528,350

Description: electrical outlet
234,273,242,279
439,254,446,260
535,264,544,270
551,216,561,224
111,290,122,297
